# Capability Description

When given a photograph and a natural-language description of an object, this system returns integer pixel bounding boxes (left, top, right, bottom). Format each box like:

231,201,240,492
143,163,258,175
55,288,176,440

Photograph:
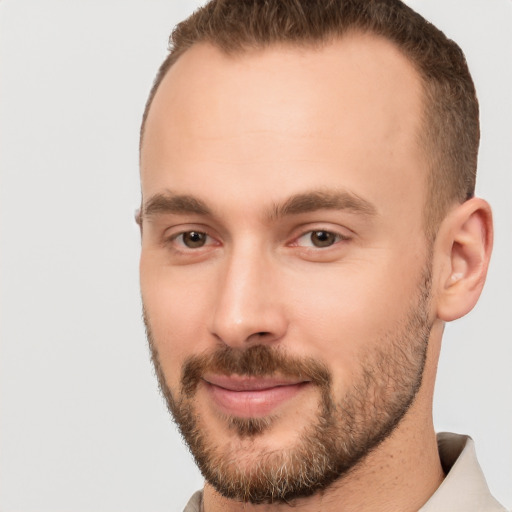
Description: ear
434,197,493,322
135,207,143,235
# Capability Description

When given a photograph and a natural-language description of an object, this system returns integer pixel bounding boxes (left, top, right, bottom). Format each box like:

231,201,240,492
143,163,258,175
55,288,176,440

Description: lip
202,375,310,418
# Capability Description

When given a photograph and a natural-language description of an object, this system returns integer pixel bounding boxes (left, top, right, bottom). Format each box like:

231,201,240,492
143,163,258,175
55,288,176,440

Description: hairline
140,34,457,243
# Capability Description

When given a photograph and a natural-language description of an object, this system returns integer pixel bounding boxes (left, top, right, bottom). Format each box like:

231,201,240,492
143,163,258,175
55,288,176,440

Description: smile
202,375,310,418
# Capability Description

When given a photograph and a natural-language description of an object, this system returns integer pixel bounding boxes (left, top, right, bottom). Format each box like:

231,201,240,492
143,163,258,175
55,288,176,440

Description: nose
209,246,288,349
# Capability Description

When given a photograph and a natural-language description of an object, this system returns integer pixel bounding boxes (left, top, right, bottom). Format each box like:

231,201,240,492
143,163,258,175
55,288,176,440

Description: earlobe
435,198,493,322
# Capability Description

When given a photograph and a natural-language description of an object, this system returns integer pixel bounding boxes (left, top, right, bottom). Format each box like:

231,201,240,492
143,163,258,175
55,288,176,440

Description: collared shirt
183,432,507,511
419,432,506,511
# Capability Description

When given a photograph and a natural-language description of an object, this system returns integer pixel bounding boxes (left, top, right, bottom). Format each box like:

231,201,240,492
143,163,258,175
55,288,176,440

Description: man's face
140,34,434,503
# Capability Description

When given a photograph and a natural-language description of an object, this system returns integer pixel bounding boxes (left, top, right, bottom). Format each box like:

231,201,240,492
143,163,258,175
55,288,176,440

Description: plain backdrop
1,1,511,511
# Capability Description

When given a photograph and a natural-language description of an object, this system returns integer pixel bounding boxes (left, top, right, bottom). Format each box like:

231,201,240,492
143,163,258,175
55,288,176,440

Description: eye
295,230,346,248
174,231,210,249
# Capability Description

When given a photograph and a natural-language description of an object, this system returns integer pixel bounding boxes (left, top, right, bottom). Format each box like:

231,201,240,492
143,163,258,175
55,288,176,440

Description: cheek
284,256,424,377
140,255,213,388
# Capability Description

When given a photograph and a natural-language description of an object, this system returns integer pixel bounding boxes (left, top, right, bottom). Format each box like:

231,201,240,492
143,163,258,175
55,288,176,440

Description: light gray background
1,1,510,511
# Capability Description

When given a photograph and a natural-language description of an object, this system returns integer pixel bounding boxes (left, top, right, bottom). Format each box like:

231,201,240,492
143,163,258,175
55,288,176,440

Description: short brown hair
141,0,479,239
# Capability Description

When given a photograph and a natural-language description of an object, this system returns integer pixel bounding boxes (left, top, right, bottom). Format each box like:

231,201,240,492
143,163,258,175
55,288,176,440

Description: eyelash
292,229,350,249
169,230,216,250
167,228,349,252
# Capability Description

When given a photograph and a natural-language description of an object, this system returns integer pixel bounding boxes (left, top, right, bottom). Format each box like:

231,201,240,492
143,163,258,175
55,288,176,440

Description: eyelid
288,225,353,247
164,225,221,250
172,231,209,248
297,230,348,247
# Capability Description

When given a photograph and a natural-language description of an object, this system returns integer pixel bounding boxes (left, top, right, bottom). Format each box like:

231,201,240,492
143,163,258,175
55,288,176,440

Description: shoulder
183,490,203,512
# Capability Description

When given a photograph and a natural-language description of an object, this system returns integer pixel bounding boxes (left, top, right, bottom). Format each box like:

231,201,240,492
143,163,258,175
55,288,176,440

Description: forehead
140,33,427,222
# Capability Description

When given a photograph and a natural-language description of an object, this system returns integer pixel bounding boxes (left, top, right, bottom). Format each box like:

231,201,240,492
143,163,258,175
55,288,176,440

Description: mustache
181,344,331,398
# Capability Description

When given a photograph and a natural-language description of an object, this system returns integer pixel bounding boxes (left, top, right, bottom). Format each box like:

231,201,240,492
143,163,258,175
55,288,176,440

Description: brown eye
295,230,346,249
181,231,207,248
310,231,338,247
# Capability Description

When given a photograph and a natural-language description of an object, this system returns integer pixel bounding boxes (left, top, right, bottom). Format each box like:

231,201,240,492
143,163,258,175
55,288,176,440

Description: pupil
312,231,334,247
184,231,206,248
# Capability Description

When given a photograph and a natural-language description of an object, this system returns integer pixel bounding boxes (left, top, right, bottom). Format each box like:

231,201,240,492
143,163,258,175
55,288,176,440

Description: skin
139,32,492,512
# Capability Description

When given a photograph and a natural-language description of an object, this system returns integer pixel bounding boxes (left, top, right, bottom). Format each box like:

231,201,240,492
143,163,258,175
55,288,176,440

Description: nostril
257,332,271,337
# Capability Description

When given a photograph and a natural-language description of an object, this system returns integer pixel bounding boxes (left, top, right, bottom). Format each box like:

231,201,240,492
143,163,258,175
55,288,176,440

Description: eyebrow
143,193,211,220
268,190,377,220
140,189,377,225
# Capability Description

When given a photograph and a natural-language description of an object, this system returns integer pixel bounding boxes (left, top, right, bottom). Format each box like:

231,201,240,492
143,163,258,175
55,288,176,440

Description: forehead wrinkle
267,190,377,222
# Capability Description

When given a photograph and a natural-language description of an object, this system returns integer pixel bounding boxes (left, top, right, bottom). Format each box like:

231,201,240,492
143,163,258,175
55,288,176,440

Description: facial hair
143,265,433,504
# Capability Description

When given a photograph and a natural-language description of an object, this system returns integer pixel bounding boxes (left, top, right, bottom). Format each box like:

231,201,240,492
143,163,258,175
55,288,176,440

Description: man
137,0,505,510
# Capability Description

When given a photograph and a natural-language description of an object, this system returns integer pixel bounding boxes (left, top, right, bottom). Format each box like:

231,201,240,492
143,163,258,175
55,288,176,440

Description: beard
143,265,433,504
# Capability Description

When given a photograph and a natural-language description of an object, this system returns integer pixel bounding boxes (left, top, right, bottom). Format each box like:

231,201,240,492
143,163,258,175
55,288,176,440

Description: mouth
202,374,311,418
